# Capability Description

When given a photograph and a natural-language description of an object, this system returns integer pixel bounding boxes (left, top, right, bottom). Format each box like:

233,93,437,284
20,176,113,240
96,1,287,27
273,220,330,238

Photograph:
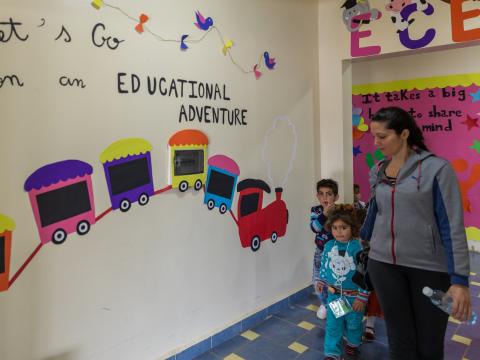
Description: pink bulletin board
352,73,480,243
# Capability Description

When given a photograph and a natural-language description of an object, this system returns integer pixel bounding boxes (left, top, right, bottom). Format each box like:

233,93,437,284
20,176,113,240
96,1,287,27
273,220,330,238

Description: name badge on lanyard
328,296,352,318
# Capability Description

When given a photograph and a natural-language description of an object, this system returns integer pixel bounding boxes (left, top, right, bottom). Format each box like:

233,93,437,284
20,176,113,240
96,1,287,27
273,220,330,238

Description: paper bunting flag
253,64,262,80
222,40,233,55
181,35,189,50
91,0,103,10
135,14,149,33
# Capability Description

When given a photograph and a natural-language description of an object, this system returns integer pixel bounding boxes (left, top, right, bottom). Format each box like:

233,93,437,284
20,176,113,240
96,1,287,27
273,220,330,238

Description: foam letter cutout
451,0,480,42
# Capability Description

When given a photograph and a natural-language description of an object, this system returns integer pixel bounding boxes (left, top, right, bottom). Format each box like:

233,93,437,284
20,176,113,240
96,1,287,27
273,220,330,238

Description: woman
360,106,471,360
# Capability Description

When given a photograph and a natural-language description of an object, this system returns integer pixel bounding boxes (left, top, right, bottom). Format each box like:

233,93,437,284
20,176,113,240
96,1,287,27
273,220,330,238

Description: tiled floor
195,252,480,360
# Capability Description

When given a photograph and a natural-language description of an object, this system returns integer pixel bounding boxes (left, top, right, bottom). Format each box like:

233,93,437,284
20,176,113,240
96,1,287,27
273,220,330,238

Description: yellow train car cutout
0,214,15,292
168,130,209,192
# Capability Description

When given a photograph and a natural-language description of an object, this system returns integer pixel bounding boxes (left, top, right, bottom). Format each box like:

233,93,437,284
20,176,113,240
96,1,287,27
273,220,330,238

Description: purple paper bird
194,11,213,31
264,51,276,70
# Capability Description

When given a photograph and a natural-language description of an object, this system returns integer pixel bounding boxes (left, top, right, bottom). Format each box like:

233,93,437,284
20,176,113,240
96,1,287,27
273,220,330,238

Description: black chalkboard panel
240,193,259,217
0,236,5,274
174,150,204,176
108,157,151,195
207,170,234,199
37,181,91,227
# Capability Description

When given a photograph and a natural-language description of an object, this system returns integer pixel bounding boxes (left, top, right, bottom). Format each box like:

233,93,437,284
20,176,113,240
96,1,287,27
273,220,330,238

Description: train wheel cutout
119,199,131,212
207,199,215,210
179,181,189,192
219,203,227,214
251,235,261,252
52,229,67,245
76,220,90,236
138,193,149,206
194,179,203,191
271,231,278,243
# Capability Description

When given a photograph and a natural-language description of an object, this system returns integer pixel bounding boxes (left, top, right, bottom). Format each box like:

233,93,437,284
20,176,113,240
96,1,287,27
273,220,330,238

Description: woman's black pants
368,259,450,360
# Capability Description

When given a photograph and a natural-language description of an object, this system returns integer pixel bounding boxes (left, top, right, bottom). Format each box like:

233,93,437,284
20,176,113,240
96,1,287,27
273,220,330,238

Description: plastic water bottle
422,287,477,325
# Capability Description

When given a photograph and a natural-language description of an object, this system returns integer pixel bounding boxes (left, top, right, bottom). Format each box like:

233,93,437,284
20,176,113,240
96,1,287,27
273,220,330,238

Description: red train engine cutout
236,179,288,252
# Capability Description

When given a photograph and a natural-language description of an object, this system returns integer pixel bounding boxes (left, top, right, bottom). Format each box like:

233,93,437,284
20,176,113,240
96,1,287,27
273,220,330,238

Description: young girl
318,204,369,360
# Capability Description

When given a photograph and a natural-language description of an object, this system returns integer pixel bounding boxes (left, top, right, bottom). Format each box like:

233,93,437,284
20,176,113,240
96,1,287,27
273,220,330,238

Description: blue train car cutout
100,138,155,212
204,155,240,214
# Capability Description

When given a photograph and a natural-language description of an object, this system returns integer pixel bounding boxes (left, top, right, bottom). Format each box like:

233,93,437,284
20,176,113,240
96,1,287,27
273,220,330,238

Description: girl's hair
325,204,360,238
372,106,429,151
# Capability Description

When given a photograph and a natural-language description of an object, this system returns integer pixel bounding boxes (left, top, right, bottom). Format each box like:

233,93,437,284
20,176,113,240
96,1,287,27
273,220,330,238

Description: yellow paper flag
91,0,104,10
222,40,233,55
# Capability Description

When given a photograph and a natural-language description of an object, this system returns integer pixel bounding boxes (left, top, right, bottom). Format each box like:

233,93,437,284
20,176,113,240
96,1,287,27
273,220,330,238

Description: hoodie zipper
390,185,397,264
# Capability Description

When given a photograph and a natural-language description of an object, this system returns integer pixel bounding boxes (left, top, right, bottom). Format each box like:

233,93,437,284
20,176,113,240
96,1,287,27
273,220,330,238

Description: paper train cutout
1,129,289,292
0,214,15,292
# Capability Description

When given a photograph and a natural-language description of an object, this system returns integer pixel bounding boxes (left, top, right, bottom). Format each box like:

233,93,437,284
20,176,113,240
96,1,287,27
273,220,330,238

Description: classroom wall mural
0,2,296,294
0,119,295,292
352,73,480,244
341,0,480,57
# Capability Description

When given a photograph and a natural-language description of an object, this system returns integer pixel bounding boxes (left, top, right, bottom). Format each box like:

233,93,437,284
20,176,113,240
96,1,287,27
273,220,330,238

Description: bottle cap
422,286,433,297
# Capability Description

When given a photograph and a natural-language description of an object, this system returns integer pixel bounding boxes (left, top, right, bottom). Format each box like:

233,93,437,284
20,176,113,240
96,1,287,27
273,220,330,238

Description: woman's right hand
447,285,472,322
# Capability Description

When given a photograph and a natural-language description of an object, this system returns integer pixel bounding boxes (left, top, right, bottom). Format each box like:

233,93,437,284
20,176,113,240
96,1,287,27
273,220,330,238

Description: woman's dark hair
325,204,360,238
372,106,428,151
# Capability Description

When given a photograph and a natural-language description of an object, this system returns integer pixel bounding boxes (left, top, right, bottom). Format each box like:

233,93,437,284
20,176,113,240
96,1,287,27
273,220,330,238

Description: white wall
352,43,480,85
0,1,319,359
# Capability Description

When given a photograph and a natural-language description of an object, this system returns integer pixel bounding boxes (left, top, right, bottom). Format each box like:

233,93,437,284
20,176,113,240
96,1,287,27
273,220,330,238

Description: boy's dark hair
325,204,360,238
316,179,339,196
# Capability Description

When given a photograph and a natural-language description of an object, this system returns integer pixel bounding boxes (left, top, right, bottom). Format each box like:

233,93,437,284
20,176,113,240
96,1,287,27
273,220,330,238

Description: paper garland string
91,1,277,79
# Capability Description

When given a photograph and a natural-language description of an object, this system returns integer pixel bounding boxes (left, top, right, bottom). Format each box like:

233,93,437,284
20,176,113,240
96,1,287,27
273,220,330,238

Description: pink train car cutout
24,160,96,245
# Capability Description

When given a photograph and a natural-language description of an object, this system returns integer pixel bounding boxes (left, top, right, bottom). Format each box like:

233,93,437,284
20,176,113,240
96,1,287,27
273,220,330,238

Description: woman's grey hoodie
361,150,470,286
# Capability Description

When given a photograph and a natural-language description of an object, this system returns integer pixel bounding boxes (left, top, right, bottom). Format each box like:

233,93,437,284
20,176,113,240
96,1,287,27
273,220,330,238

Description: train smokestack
275,187,283,201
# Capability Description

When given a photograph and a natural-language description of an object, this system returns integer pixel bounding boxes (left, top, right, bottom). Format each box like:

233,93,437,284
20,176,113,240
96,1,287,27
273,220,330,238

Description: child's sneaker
317,304,327,319
363,326,375,342
344,344,359,359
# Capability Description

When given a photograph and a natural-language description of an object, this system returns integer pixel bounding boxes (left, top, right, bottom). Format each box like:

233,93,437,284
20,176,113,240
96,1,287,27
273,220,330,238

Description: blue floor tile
296,348,325,359
210,335,250,358
199,252,480,360
296,328,326,353
235,336,299,360
252,316,307,346
193,351,220,360
359,341,389,360
275,304,322,327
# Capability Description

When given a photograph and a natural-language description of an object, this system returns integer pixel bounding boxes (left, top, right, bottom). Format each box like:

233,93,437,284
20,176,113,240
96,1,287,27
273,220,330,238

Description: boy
353,183,366,210
311,179,339,319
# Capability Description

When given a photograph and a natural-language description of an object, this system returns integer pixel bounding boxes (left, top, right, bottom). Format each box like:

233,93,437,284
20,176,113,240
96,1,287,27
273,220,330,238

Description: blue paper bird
180,34,189,50
194,11,213,31
264,51,276,70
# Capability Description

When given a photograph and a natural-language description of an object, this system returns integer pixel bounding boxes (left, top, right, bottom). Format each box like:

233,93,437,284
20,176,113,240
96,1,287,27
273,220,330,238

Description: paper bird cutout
470,140,480,155
195,11,214,31
253,64,262,79
135,14,149,33
462,115,479,131
91,0,103,10
470,89,480,103
264,51,276,70
222,40,233,55
181,34,189,50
